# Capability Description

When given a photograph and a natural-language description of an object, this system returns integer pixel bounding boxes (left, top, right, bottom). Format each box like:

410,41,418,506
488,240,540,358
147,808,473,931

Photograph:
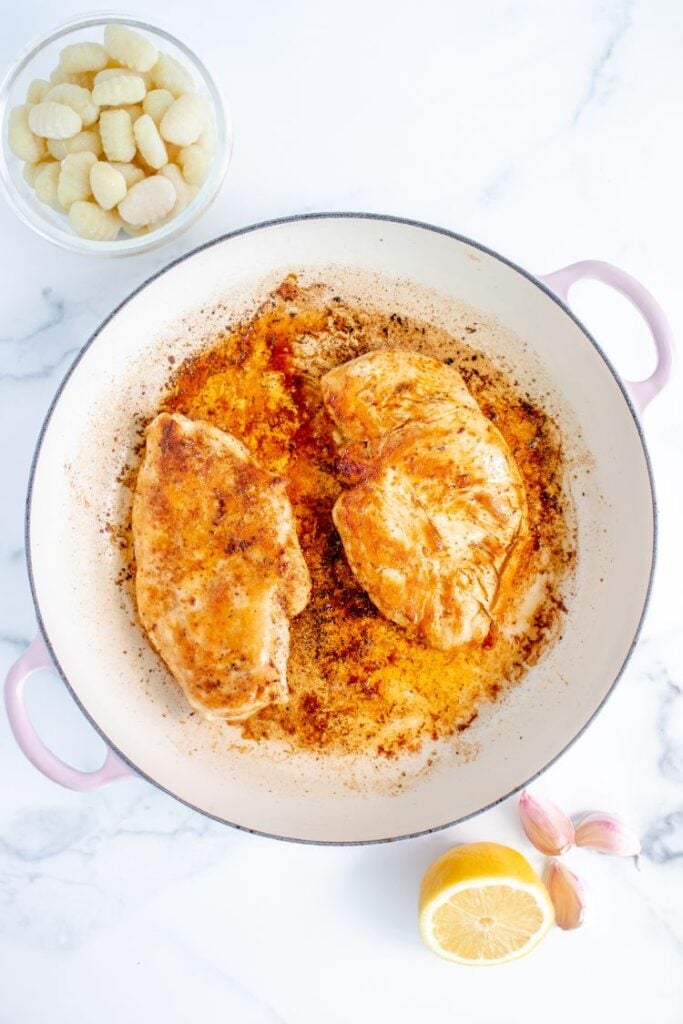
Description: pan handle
540,260,674,413
4,635,133,790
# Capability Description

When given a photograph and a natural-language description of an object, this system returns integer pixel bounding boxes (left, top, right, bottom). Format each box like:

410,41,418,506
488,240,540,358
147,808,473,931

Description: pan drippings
134,275,575,757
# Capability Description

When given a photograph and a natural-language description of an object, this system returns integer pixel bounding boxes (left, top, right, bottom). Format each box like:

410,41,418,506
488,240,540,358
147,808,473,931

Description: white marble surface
1,1,682,1020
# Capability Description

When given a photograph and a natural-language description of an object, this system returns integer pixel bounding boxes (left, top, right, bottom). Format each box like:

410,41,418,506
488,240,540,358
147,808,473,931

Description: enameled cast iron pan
4,214,673,843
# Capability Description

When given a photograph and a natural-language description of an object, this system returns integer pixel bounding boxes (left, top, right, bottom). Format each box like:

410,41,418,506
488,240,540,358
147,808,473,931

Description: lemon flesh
419,842,554,965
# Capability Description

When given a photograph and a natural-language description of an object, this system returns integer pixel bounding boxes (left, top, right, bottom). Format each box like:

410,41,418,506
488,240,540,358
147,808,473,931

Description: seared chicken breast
132,413,311,720
321,350,526,649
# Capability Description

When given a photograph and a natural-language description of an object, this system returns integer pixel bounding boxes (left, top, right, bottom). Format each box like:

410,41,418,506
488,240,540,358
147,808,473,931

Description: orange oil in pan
148,276,576,758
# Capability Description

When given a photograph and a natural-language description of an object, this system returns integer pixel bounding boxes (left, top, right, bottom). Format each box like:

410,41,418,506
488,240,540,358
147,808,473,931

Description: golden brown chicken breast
321,350,526,649
132,412,311,720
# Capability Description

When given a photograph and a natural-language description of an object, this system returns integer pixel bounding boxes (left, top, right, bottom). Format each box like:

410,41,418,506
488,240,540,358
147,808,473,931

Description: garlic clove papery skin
519,790,575,856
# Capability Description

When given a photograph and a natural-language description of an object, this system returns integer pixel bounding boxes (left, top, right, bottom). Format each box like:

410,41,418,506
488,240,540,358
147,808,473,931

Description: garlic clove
545,860,586,930
519,789,575,856
574,812,641,857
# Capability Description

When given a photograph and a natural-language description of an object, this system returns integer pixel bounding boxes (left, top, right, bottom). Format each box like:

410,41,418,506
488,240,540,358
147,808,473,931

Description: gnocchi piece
50,67,95,89
45,83,99,127
164,142,182,163
121,221,152,237
57,150,97,208
178,143,211,186
59,42,108,74
196,122,216,155
26,78,51,104
160,162,198,217
28,101,82,140
49,65,70,85
104,24,158,73
8,105,46,163
93,66,153,91
142,89,174,125
159,94,206,147
74,72,97,89
23,161,40,186
93,67,122,84
120,103,143,122
133,114,168,170
109,161,146,187
92,73,146,107
90,161,127,209
47,129,102,160
69,200,121,240
150,53,194,97
34,161,62,208
118,174,175,226
99,109,136,162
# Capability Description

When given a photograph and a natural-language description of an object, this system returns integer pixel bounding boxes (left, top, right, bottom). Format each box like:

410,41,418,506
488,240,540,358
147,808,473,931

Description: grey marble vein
0,284,100,383
0,791,237,951
0,345,80,383
644,810,683,864
0,289,66,349
477,0,636,204
571,0,634,126
0,632,32,649
479,165,515,205
631,644,683,872
656,676,683,784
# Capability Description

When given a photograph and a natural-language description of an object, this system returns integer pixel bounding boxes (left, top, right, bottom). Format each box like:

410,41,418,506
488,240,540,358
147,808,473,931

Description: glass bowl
0,12,232,257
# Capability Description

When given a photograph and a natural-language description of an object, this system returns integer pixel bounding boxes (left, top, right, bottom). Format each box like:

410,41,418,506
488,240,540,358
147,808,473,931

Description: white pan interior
28,216,654,842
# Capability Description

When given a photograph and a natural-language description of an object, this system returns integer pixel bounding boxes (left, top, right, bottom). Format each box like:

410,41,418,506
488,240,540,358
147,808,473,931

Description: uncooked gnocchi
23,161,42,187
104,24,158,73
142,89,174,125
47,129,102,161
26,79,51,104
134,114,168,170
69,201,121,240
90,161,127,209
45,83,99,127
178,143,210,186
8,105,46,163
28,101,82,140
59,43,108,75
92,74,146,107
99,110,136,162
109,161,146,187
34,162,61,207
118,175,176,226
150,53,194,97
8,22,216,243
49,66,94,89
57,151,97,208
120,103,143,122
159,94,206,146
160,163,198,218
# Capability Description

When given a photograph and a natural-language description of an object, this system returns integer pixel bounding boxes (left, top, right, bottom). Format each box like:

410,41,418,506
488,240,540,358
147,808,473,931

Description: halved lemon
419,842,554,965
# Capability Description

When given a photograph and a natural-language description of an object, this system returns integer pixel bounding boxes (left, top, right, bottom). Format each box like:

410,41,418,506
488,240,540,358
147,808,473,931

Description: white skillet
4,214,673,843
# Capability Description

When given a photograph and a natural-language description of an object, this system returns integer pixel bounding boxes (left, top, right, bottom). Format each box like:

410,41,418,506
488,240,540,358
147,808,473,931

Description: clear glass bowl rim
0,11,232,257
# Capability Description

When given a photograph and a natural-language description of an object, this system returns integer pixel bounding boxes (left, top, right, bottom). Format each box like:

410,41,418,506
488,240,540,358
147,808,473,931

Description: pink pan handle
540,260,674,413
4,635,133,790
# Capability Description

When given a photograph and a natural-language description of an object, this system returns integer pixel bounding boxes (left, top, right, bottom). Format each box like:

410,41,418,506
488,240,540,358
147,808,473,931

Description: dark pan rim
24,211,658,846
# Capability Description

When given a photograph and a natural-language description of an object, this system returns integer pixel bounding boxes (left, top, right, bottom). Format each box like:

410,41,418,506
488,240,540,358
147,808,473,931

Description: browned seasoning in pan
128,275,574,758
